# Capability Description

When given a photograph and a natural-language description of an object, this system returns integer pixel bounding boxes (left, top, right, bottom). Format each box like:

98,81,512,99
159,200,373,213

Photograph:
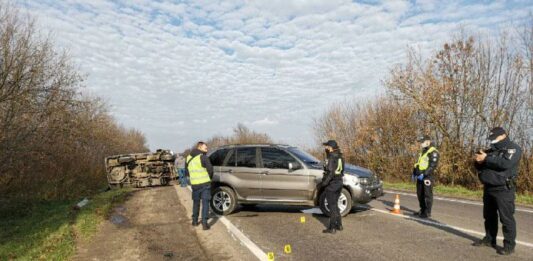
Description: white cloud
251,117,279,126
14,0,533,151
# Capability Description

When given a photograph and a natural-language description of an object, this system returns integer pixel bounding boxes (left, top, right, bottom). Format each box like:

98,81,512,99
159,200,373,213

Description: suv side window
209,149,230,166
261,148,301,169
225,149,236,167
236,147,257,168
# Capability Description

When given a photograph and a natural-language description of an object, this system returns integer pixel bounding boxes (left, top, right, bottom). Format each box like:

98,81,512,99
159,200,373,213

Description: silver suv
208,144,383,217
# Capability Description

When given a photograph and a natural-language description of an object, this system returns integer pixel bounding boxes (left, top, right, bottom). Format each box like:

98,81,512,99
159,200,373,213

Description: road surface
76,186,533,260
219,189,533,260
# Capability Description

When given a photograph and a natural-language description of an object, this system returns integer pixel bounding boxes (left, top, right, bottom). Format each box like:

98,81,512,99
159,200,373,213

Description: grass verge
0,189,131,261
383,181,533,206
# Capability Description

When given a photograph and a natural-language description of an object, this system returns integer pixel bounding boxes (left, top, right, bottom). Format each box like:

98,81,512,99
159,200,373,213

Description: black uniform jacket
475,137,522,188
321,150,345,187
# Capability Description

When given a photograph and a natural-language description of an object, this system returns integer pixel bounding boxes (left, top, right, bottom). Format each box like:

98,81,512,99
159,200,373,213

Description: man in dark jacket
412,135,439,218
185,141,214,230
473,127,522,255
320,140,345,234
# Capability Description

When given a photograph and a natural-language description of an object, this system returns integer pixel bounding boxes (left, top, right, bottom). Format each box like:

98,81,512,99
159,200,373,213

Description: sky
14,0,533,152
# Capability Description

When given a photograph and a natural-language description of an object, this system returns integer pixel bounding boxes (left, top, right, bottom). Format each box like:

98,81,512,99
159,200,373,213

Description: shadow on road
379,199,480,243
378,198,418,213
207,213,219,226
312,205,373,229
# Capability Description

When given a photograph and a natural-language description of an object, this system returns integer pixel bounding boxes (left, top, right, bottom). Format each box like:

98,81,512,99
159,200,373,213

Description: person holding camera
473,127,522,255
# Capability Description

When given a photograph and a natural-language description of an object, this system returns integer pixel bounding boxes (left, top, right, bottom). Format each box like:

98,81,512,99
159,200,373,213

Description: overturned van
105,149,176,189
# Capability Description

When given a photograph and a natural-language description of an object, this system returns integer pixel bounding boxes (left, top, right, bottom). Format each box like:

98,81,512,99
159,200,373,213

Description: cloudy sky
15,0,532,151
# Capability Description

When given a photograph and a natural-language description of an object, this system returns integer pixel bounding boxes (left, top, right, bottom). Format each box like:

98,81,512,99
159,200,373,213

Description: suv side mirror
288,162,300,172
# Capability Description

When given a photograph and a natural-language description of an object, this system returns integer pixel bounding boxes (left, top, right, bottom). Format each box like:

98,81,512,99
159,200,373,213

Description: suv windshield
287,147,320,164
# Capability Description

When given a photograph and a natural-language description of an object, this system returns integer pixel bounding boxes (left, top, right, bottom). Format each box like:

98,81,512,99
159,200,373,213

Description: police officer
185,141,213,230
473,127,522,255
412,135,439,218
320,140,345,234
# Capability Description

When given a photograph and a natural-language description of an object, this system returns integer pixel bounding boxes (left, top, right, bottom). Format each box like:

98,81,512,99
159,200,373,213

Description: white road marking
176,186,267,261
301,205,533,248
301,208,323,214
370,208,533,248
384,190,533,214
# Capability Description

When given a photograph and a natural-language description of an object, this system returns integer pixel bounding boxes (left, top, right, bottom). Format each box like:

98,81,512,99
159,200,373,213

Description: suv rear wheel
210,186,237,215
319,188,352,217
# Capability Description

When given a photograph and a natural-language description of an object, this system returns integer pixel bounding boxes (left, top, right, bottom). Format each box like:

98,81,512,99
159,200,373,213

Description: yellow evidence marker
284,244,292,254
300,216,306,223
267,252,275,261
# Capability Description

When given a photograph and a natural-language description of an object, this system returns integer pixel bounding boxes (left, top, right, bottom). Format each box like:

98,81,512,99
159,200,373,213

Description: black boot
202,223,210,230
322,224,336,234
497,245,515,255
192,220,199,227
337,218,343,231
472,237,496,248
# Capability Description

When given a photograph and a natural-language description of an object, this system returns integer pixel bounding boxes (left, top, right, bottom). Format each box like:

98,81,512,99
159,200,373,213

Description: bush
0,4,148,200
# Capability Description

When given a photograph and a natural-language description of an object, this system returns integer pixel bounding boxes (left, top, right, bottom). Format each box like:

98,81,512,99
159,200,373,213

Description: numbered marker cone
300,216,306,223
284,244,292,254
390,194,401,214
267,252,274,261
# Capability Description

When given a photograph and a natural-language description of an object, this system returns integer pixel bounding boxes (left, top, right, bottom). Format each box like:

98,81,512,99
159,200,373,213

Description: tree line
0,4,148,200
314,25,533,193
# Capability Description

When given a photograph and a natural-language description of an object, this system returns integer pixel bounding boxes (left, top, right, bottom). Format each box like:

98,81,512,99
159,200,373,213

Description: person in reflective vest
320,140,345,234
412,135,439,218
185,141,213,230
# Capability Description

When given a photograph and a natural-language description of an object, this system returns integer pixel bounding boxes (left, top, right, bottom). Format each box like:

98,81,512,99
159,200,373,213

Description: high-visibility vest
414,147,438,171
186,154,210,185
335,158,343,175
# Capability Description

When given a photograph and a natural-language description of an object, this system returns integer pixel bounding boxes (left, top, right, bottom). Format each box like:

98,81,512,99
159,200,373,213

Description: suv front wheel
210,186,237,215
319,188,352,217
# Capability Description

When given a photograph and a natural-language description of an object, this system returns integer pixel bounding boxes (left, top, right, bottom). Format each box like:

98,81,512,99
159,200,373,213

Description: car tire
319,188,352,217
211,186,237,215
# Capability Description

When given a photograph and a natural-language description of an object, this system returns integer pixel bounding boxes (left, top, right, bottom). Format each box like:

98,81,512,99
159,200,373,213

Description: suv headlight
344,175,359,186
359,177,369,185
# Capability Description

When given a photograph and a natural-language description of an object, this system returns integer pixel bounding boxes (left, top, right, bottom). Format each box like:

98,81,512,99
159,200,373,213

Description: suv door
222,147,263,200
259,147,312,201
208,148,230,183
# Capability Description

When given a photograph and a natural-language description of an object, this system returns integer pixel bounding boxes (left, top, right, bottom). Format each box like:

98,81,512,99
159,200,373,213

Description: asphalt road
219,191,533,260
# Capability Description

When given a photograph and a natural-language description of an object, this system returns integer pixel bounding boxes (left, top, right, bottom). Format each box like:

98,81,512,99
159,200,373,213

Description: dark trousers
192,184,211,224
326,180,343,228
483,188,516,248
416,178,433,215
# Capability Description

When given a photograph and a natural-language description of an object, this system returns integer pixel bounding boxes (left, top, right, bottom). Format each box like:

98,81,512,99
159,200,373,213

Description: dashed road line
384,190,533,214
176,185,267,261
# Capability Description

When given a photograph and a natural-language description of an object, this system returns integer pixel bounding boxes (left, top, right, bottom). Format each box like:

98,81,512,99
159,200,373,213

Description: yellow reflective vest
414,147,438,171
335,158,343,175
186,154,211,185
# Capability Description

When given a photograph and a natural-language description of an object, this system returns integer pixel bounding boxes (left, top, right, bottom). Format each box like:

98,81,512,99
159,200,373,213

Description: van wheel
211,186,237,215
319,188,352,217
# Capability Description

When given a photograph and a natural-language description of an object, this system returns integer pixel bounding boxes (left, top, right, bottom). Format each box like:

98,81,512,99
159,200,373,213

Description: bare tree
0,4,149,200
314,27,533,192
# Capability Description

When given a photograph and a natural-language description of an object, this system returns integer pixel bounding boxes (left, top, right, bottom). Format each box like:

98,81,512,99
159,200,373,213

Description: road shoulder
174,185,257,260
74,186,210,260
